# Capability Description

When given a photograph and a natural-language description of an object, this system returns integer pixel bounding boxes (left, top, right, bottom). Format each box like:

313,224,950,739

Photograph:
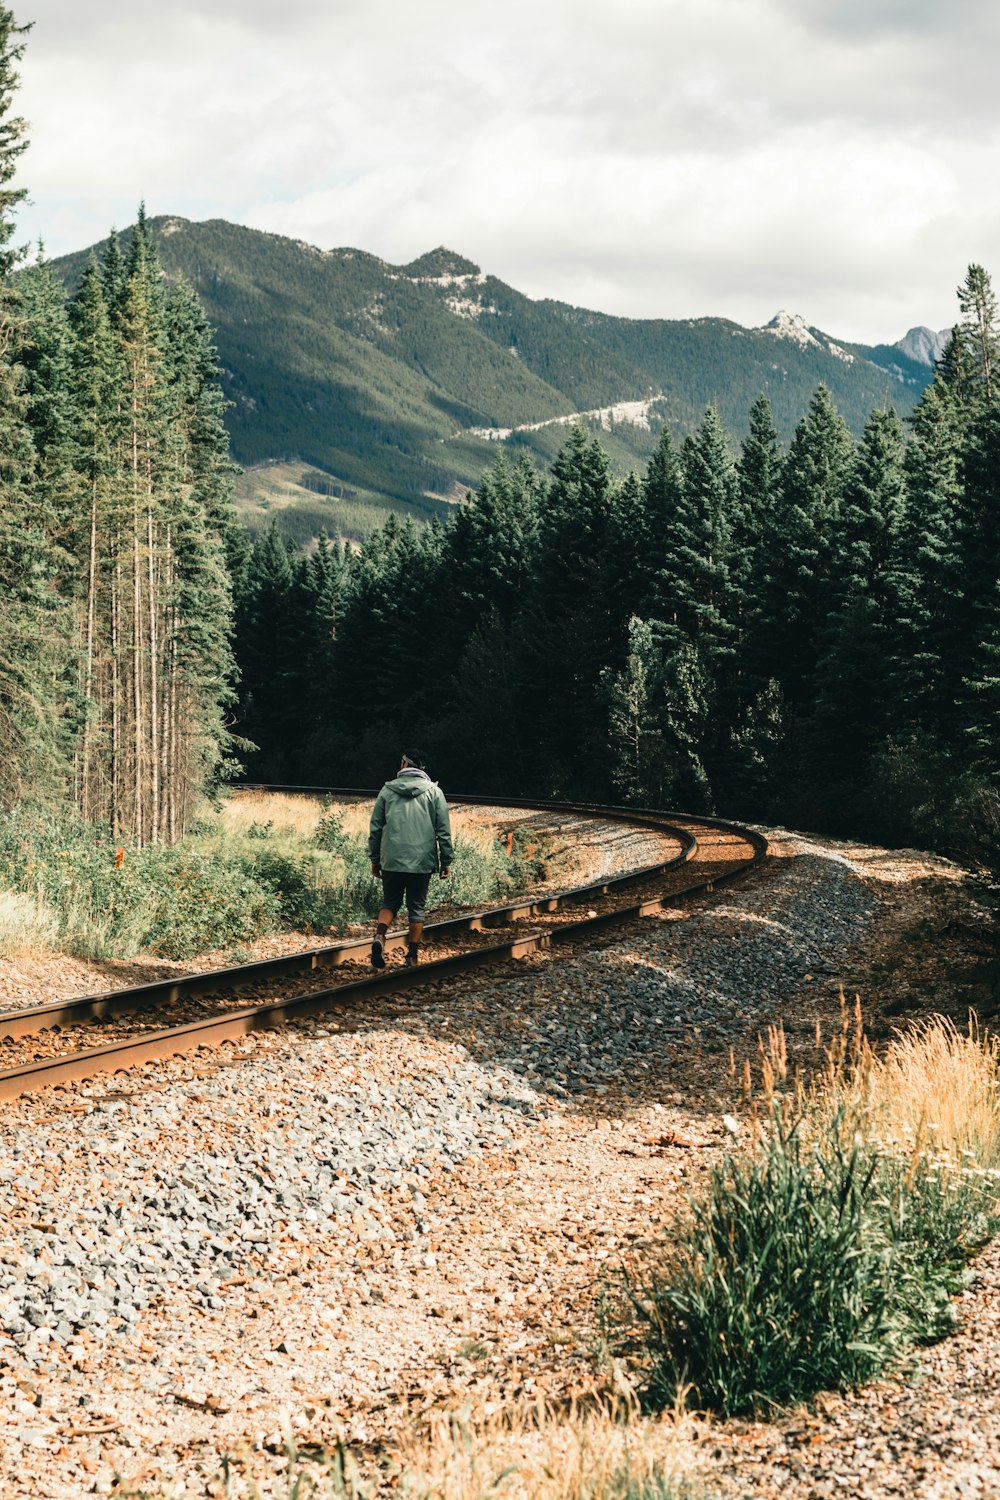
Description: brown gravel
0,823,996,1498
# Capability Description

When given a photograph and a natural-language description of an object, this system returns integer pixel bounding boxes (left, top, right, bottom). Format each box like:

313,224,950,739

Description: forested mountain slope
48,217,937,540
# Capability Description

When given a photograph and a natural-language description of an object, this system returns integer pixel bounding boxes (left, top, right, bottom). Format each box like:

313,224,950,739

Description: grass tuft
0,888,60,957
389,1400,701,1500
626,1009,1000,1416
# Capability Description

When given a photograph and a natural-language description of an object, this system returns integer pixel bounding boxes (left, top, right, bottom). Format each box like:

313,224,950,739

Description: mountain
893,325,952,367
45,218,937,543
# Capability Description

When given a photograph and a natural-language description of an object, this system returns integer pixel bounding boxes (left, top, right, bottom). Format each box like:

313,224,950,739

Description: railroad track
0,794,767,1100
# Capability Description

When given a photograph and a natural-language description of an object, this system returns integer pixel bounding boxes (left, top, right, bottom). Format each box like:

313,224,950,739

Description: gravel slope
0,824,994,1498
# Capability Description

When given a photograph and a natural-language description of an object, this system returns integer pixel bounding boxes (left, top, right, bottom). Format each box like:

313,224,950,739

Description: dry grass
0,889,60,958
749,1002,1000,1174
870,1017,1000,1170
120,1401,702,1499
219,791,505,858
388,1399,700,1500
219,790,337,839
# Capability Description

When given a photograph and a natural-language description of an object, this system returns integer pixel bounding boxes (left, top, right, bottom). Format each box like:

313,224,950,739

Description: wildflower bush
628,1012,1000,1416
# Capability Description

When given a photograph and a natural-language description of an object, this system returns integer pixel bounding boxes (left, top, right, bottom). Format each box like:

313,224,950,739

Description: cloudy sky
12,0,1000,343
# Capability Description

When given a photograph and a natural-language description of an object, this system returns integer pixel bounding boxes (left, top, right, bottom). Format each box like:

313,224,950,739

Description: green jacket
369,771,453,874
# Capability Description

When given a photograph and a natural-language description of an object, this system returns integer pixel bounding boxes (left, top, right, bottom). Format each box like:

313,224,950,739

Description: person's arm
435,789,453,877
369,791,386,875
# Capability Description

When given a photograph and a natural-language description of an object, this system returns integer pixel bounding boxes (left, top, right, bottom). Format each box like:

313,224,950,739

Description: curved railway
0,793,767,1101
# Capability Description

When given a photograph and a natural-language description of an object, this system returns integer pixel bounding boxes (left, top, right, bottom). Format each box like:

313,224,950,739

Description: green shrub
0,806,282,960
0,802,555,962
313,811,351,854
240,846,360,932
628,1050,1000,1416
630,1103,897,1415
862,736,1000,874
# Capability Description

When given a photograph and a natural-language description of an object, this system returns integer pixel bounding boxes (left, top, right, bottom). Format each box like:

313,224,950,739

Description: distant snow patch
410,271,487,289
362,296,395,335
468,395,664,442
445,294,499,319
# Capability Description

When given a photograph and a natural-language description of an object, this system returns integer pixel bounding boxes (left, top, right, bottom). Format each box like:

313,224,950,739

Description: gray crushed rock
2,822,989,1500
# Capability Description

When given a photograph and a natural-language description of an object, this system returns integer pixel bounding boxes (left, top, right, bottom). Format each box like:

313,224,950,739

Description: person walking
369,750,453,969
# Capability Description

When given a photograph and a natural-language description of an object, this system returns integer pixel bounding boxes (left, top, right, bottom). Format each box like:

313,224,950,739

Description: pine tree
451,606,532,794
41,210,244,839
305,531,346,679
605,615,671,805
650,407,737,658
658,642,713,812
233,521,297,780
799,409,906,805
737,395,782,556
957,263,1000,405
758,385,855,705
100,228,127,319
832,407,907,596
889,365,966,741
114,217,176,839
435,453,540,788
733,392,782,705
638,426,683,614
935,326,976,418
66,258,121,819
963,577,1000,780
446,451,540,629
0,8,69,804
957,400,1000,769
520,425,629,791
17,251,78,537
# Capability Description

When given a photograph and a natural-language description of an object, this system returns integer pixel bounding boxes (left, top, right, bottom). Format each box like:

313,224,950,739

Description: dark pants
381,871,432,923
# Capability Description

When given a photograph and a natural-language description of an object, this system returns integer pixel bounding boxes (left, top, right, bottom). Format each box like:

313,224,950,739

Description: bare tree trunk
158,533,173,843
80,480,99,822
111,551,122,840
146,490,159,844
132,429,145,845
167,616,178,845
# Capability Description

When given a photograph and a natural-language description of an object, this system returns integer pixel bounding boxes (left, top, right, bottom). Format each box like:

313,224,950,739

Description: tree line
0,7,238,842
234,264,1000,867
1,0,995,868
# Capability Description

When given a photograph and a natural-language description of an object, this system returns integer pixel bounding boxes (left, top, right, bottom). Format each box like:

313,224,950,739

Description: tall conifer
68,257,119,818
0,8,69,803
759,385,854,705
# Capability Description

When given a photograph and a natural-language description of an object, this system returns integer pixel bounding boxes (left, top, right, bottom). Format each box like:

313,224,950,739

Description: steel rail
0,798,767,1101
0,800,693,1043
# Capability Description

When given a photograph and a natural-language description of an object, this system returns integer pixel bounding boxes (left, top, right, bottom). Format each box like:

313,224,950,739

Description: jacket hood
385,773,433,798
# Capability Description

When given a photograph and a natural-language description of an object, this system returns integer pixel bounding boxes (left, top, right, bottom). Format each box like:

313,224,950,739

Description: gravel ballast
0,822,994,1498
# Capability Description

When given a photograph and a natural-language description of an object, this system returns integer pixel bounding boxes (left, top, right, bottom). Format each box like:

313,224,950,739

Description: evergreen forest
234,285,1000,872
0,2,996,881
0,10,239,841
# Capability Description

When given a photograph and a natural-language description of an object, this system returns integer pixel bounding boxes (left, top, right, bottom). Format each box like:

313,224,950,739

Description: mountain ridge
44,217,938,542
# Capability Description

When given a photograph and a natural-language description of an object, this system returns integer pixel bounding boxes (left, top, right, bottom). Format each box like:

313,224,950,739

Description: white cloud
13,0,1000,342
